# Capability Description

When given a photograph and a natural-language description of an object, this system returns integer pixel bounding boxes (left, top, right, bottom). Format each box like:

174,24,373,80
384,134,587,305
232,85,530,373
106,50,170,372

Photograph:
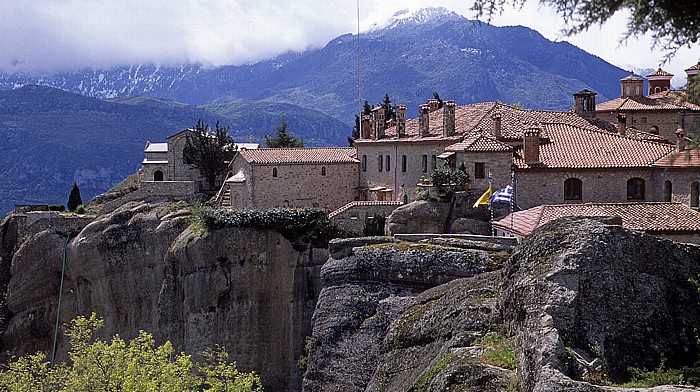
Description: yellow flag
472,185,492,208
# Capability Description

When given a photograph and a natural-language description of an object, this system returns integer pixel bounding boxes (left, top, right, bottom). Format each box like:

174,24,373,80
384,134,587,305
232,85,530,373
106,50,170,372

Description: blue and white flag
489,184,513,204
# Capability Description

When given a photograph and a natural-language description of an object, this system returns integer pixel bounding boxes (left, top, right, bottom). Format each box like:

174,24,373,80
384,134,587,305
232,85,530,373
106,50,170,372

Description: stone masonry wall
597,110,700,141
330,201,402,235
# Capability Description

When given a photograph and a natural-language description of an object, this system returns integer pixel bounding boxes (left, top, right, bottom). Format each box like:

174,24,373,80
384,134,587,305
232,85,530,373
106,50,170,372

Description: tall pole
357,0,362,121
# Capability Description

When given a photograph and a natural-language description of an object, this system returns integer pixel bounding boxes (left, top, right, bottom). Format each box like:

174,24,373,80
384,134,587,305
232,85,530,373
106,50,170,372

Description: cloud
1,0,697,84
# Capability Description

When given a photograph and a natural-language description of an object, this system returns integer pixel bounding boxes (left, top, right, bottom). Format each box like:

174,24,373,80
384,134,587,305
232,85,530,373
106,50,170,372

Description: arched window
321,166,326,176
403,194,408,204
378,155,383,172
654,86,661,94
361,155,367,171
664,180,672,202
422,155,428,173
385,155,391,171
564,178,582,200
692,182,699,208
272,168,278,178
627,178,645,200
283,200,290,207
650,125,659,135
401,155,407,172
153,170,164,181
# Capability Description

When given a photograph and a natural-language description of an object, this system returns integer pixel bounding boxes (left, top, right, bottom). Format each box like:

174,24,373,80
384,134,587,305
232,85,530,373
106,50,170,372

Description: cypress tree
67,182,83,212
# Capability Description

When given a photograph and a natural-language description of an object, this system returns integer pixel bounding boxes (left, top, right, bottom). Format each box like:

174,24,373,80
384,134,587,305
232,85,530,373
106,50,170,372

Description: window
272,168,278,178
654,86,661,94
321,166,326,176
362,155,367,171
564,178,582,200
378,155,383,172
403,194,408,204
153,170,164,181
692,182,699,208
431,155,437,171
422,155,428,173
650,126,659,135
664,180,672,202
627,178,645,200
386,155,391,172
474,163,485,179
401,155,407,172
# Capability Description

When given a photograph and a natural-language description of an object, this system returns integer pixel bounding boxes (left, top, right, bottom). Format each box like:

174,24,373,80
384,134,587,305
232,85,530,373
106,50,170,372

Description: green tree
67,182,83,212
432,92,444,108
470,0,699,60
264,116,305,148
183,120,236,191
0,313,263,392
348,100,372,146
380,94,396,121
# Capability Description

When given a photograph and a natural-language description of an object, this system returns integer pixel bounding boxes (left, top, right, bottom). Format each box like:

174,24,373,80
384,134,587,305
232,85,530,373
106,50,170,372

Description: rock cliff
0,201,326,391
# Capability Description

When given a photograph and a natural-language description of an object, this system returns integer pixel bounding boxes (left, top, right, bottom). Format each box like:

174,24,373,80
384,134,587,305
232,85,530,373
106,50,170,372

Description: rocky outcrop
302,237,513,391
386,199,491,236
1,201,326,392
501,216,700,391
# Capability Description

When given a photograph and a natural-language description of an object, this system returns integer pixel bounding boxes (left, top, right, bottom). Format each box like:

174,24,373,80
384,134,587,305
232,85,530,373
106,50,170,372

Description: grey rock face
501,216,700,391
386,201,452,235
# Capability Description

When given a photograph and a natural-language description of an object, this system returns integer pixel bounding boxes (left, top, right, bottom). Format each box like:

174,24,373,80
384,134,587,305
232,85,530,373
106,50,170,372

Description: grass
410,353,455,392
475,332,516,370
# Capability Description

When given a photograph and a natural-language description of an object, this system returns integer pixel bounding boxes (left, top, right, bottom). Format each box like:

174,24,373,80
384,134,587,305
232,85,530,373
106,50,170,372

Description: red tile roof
513,123,674,169
653,148,700,167
686,62,700,71
445,135,512,152
240,147,358,165
646,68,673,77
596,90,700,112
494,202,700,236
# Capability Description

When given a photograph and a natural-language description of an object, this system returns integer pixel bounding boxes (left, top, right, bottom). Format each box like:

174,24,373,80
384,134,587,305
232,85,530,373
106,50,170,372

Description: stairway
219,188,231,209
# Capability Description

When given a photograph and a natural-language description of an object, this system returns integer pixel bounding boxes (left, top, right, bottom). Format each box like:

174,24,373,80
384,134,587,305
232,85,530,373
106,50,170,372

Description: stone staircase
219,188,231,208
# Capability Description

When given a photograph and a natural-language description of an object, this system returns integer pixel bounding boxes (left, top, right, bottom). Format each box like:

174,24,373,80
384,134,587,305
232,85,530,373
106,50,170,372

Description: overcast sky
2,0,697,87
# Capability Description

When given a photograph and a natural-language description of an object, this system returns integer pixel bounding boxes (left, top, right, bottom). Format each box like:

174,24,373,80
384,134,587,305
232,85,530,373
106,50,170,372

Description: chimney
492,113,502,138
573,89,597,118
686,62,700,105
442,100,456,137
646,68,673,95
617,113,627,136
372,106,386,140
396,105,407,138
523,127,541,165
360,115,372,139
676,128,687,152
418,104,430,137
427,99,440,112
620,73,644,98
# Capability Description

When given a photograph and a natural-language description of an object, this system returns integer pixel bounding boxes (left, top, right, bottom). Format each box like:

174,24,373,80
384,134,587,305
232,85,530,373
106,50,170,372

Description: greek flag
489,184,513,204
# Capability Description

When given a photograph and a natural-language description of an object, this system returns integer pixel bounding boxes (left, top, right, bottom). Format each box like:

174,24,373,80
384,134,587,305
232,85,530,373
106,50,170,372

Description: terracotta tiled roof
653,148,700,167
686,62,700,71
513,123,674,169
494,202,700,236
596,90,700,111
445,135,512,152
240,147,359,165
646,68,673,77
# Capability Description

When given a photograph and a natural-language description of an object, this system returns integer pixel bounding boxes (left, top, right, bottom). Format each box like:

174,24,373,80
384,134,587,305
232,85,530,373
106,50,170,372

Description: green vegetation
414,187,431,201
430,164,470,195
264,116,304,148
73,205,98,215
0,313,262,392
190,203,342,250
67,182,83,212
183,120,236,191
475,331,516,370
410,352,456,392
349,100,372,146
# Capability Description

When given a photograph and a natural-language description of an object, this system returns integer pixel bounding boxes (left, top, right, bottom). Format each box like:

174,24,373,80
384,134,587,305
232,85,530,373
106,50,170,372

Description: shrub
475,331,516,370
430,165,470,195
73,205,98,215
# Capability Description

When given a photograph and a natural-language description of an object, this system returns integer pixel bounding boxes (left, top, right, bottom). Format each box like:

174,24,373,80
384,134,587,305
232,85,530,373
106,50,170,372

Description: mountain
0,86,349,216
0,7,629,124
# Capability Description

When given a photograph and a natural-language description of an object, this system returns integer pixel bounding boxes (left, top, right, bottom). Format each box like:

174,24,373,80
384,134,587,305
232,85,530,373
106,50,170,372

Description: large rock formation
302,237,514,391
1,201,326,391
386,199,491,236
501,217,700,391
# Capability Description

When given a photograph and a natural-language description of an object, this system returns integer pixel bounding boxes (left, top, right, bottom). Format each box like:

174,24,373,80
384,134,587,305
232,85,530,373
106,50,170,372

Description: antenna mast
357,0,362,123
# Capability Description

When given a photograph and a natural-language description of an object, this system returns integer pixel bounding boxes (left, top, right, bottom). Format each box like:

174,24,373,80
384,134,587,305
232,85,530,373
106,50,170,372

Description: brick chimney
442,100,456,137
677,128,688,152
427,99,440,112
620,73,644,98
418,104,430,137
360,115,372,139
573,89,597,119
686,62,700,105
523,127,541,165
396,105,407,138
372,106,386,140
617,113,627,136
492,113,502,138
646,68,673,95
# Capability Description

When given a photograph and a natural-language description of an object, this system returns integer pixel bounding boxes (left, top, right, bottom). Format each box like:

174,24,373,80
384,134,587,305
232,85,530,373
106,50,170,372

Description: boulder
385,200,451,235
500,216,700,391
450,217,492,235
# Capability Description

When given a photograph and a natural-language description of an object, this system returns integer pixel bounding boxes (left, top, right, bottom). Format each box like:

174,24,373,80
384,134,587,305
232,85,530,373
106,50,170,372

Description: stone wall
249,163,358,211
167,132,202,183
597,110,700,141
329,201,403,235
101,181,200,213
459,150,513,193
